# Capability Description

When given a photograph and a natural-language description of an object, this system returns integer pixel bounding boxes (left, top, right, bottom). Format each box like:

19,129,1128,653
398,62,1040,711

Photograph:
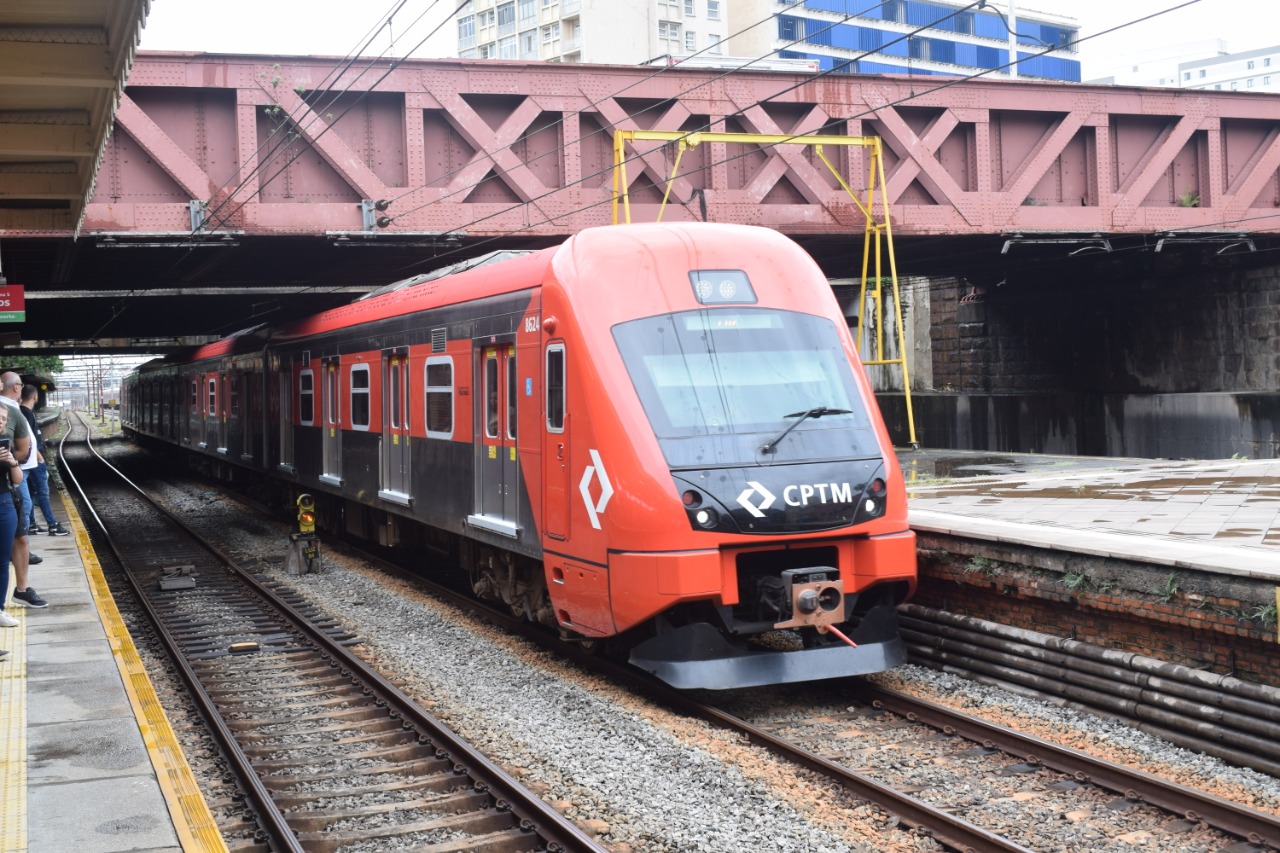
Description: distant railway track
58,412,604,853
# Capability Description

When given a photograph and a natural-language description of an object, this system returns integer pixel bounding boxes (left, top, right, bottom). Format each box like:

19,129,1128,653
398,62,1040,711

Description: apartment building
455,0,729,64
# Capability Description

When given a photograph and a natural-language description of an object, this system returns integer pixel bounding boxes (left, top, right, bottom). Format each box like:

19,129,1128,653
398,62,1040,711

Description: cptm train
122,222,916,690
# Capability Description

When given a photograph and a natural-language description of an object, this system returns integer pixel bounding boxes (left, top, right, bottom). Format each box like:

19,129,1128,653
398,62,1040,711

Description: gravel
101,439,1280,851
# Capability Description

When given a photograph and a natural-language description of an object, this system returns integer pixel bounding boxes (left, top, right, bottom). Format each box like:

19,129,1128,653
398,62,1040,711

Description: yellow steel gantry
611,129,917,447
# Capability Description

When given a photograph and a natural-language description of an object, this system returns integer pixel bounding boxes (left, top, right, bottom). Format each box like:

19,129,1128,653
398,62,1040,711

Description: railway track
77,425,1280,852
58,413,604,853
299,535,1280,852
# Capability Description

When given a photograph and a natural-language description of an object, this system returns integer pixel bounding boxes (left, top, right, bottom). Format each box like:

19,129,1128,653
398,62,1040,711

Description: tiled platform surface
898,449,1280,579
1,502,206,853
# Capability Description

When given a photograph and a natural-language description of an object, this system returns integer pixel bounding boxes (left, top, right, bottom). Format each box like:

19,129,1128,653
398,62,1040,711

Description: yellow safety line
0,569,29,852
58,491,229,853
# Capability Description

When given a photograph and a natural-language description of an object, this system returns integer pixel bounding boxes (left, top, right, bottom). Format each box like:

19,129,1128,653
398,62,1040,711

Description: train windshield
612,308,881,467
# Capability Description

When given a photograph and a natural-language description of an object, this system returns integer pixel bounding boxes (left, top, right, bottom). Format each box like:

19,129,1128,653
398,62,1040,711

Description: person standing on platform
0,405,24,636
0,372,45,609
21,385,70,537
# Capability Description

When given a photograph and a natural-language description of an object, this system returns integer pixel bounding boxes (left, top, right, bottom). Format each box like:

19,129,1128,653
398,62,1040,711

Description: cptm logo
737,480,854,518
579,449,614,529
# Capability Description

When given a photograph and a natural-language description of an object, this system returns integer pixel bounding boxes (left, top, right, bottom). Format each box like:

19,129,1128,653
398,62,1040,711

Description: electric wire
374,0,896,210
378,0,964,226
203,0,900,237
375,0,1214,276
198,0,465,235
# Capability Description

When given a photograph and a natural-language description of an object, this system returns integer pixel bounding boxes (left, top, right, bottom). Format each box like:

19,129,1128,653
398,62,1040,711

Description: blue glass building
733,0,1080,82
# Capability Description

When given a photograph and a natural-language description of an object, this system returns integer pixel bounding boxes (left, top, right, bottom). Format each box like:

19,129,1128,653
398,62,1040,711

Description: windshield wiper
760,406,852,454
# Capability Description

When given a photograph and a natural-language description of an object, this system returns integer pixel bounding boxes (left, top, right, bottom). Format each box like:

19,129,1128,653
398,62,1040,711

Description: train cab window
207,378,217,416
299,370,315,425
350,365,371,430
546,344,565,433
425,357,453,438
506,348,517,440
484,352,499,438
612,308,877,464
325,366,340,426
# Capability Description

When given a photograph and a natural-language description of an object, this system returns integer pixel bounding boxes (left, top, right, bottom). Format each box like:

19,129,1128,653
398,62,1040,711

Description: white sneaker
0,610,18,627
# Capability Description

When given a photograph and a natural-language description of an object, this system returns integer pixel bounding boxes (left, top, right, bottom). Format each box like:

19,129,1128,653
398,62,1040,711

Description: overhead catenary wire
198,0,465,235
203,0,901,237
189,0,1246,337
375,0,1209,277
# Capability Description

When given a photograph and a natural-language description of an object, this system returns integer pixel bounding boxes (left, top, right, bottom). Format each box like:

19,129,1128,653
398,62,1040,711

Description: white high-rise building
454,0,729,64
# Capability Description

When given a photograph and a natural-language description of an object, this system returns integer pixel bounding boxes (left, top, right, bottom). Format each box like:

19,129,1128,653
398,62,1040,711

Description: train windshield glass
612,308,880,466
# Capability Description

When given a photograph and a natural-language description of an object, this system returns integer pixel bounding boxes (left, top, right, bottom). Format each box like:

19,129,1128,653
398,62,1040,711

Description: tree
4,356,65,381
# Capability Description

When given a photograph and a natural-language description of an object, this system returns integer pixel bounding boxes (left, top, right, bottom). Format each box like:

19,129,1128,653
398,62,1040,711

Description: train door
543,342,569,540
279,364,296,472
320,357,342,485
469,338,518,537
379,349,411,504
217,373,229,452
185,377,199,445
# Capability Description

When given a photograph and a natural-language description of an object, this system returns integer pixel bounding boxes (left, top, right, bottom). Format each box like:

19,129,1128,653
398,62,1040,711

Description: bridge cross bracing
78,54,1280,241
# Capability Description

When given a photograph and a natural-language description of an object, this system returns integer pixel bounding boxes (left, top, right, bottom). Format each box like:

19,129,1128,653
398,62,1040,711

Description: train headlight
694,507,719,529
297,493,316,534
682,489,703,508
860,477,887,519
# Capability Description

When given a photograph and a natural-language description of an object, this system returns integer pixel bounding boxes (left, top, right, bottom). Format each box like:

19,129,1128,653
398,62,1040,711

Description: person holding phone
0,408,22,636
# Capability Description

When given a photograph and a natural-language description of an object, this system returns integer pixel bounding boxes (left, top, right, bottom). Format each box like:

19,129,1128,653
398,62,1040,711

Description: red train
122,222,916,689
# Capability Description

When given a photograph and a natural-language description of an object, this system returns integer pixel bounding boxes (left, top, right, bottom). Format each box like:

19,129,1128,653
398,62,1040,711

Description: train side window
230,375,239,417
546,343,565,433
325,364,340,426
190,379,197,412
207,377,217,416
425,356,453,439
390,361,402,428
484,352,499,439
299,369,315,425
350,364,371,430
506,348,517,440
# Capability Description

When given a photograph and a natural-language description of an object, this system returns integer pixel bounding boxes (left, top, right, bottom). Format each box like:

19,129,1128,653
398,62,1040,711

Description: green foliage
1177,190,1200,208
963,555,998,577
1152,572,1181,603
4,356,64,380
1062,571,1089,592
1248,601,1278,625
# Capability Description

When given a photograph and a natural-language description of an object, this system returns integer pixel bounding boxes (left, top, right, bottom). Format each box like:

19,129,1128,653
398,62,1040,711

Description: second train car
122,222,916,689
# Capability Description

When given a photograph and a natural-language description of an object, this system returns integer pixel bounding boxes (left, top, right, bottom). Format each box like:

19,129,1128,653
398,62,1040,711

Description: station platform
0,492,221,853
898,449,1279,579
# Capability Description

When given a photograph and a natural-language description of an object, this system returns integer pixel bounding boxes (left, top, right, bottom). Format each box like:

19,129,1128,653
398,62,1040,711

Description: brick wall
910,535,1280,687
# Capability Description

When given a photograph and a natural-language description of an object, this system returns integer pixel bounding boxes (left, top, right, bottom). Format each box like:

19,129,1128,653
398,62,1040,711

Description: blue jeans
15,476,31,541
0,488,15,606
27,462,57,528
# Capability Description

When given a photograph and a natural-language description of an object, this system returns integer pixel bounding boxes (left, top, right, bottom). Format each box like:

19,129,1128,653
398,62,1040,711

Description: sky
136,0,1276,80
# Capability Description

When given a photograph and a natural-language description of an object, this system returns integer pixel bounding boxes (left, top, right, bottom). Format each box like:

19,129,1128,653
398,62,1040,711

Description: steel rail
859,684,1280,850
316,543,1033,853
105,433,1280,852
57,415,304,853
61,418,606,853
